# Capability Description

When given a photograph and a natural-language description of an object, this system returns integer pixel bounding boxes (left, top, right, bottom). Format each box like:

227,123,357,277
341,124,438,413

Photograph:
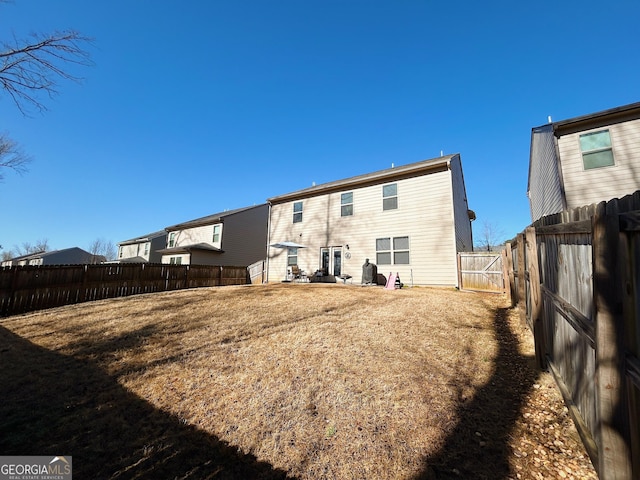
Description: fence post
503,242,514,303
526,226,546,369
593,200,632,479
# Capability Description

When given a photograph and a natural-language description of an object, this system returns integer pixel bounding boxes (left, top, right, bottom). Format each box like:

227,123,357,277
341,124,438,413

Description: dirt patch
0,283,596,479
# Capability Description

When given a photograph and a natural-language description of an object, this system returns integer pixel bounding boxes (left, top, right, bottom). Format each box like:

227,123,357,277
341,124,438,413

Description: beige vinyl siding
268,169,459,286
172,224,220,248
120,243,141,260
558,118,640,209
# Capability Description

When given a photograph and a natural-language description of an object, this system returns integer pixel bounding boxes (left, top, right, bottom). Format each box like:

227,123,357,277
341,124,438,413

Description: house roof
156,243,224,255
267,154,458,204
118,230,167,246
534,101,640,137
164,204,267,231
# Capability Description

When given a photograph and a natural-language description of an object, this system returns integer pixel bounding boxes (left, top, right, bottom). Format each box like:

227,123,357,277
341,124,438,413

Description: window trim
169,232,176,248
341,192,353,217
579,129,615,170
293,201,303,223
382,183,398,211
212,224,221,243
376,235,410,265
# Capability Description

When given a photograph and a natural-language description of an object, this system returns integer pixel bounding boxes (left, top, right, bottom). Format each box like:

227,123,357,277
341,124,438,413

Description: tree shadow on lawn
0,324,293,480
415,306,539,480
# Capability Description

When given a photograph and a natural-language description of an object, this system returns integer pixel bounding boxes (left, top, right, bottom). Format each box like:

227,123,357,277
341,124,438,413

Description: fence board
0,263,249,317
504,193,640,479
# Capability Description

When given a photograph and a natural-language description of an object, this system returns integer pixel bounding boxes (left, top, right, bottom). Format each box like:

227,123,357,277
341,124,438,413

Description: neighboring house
116,230,167,263
527,101,640,222
2,247,105,266
266,154,474,287
158,204,269,266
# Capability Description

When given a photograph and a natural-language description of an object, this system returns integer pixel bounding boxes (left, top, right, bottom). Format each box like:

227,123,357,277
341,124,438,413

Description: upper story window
213,224,221,243
341,192,353,217
168,233,176,248
383,183,398,210
293,201,303,223
144,242,149,256
119,247,123,258
376,236,410,265
579,130,615,170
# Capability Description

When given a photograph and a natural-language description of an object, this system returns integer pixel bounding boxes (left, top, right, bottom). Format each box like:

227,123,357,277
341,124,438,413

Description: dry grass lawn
0,283,596,479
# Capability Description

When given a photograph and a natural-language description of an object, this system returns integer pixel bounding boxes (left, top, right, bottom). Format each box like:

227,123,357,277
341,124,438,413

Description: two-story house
266,154,474,286
2,247,105,266
527,101,640,222
158,204,269,266
116,230,167,263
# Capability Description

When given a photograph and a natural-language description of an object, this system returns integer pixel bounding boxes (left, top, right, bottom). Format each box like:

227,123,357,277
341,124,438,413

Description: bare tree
0,133,31,180
1,6,92,180
88,238,117,262
1,29,93,115
475,220,506,252
15,238,50,256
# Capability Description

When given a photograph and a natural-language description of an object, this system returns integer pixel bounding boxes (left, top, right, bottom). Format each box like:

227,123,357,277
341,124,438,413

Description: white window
119,247,123,258
376,236,410,265
144,243,149,256
293,201,303,223
341,192,353,217
579,130,615,170
170,256,182,265
169,233,176,248
383,184,398,210
213,224,221,243
287,247,298,266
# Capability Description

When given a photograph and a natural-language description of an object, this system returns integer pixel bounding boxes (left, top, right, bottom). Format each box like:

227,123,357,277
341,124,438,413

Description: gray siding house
267,154,474,287
2,247,105,266
116,230,167,263
158,204,269,266
528,101,640,222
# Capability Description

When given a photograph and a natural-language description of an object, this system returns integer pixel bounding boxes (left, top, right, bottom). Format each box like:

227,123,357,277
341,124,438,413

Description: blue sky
1,0,639,255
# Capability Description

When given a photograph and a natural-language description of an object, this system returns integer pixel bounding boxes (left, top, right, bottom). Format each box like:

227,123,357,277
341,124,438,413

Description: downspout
265,201,273,283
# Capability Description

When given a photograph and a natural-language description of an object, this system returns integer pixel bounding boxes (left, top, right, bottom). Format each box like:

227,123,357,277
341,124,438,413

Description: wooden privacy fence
505,192,640,480
0,263,249,317
457,252,506,293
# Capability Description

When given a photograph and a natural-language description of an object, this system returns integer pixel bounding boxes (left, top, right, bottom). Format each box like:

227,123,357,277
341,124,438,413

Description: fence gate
457,252,505,293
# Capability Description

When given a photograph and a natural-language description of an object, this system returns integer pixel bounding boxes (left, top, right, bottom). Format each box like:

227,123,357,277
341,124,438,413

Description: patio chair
291,265,307,282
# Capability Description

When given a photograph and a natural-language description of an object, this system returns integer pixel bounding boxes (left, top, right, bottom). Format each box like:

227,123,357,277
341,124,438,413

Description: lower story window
376,236,410,265
287,247,298,266
170,256,182,265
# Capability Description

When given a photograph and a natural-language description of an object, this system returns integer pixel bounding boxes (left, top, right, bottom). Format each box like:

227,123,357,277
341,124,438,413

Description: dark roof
165,204,267,231
267,154,458,204
532,101,640,137
156,243,224,255
118,230,167,246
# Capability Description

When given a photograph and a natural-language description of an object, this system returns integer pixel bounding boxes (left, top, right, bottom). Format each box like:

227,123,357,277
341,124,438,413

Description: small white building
266,154,474,287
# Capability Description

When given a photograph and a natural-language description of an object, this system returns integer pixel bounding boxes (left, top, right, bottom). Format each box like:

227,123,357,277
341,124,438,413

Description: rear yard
0,283,596,479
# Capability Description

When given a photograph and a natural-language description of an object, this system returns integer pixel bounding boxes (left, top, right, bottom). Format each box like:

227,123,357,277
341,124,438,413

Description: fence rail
504,192,640,480
0,263,249,317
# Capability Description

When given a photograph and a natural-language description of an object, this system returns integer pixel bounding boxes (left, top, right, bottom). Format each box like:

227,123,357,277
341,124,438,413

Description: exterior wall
268,168,460,286
161,254,189,265
449,155,474,251
528,124,566,221
148,236,166,263
171,224,223,250
162,204,269,267
557,118,640,210
219,203,269,266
